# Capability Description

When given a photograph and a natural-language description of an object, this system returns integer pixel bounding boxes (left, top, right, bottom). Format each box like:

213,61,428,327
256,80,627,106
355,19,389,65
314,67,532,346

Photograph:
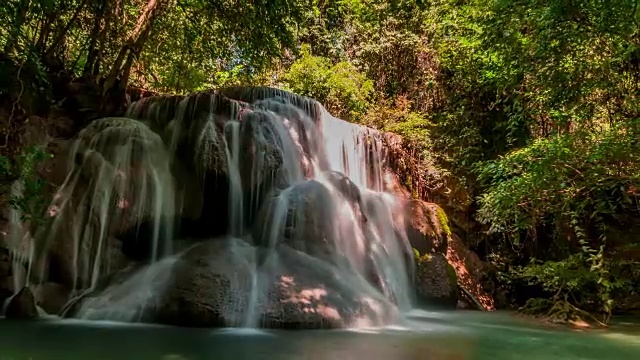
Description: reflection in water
0,311,638,360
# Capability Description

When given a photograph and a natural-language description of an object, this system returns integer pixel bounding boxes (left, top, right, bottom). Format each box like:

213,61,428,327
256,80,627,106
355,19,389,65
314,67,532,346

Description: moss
436,206,451,236
414,249,433,266
412,247,420,260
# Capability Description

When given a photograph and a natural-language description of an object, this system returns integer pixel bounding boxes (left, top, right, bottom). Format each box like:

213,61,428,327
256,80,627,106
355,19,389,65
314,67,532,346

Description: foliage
477,119,640,239
0,146,53,228
0,0,308,97
281,44,374,120
513,253,636,324
476,118,640,321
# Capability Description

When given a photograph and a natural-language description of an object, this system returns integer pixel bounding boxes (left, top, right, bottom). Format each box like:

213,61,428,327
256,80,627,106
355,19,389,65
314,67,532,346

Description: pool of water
0,310,638,359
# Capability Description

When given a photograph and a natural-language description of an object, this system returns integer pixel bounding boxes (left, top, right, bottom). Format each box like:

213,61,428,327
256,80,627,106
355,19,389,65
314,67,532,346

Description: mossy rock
404,200,451,255
5,287,39,320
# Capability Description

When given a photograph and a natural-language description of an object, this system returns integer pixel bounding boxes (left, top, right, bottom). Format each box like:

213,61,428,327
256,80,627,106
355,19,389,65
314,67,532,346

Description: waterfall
18,87,415,328
6,180,33,293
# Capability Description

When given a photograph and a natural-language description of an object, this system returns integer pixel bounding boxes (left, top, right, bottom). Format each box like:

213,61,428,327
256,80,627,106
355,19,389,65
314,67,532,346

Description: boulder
253,180,338,262
72,118,174,239
40,117,173,281
152,239,395,329
403,200,450,255
239,110,285,191
153,239,255,327
324,171,366,217
254,177,372,268
415,253,459,308
4,286,39,319
67,238,397,329
259,246,396,329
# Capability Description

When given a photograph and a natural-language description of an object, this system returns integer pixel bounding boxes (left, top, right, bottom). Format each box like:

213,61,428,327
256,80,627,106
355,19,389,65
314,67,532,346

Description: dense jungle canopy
1,0,639,324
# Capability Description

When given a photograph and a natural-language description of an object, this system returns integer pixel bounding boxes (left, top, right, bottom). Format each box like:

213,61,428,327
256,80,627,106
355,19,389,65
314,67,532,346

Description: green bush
477,118,640,241
1,146,53,228
476,118,640,322
282,44,374,121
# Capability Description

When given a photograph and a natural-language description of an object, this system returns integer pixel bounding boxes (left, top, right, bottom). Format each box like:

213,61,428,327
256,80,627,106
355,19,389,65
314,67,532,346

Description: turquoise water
0,310,638,359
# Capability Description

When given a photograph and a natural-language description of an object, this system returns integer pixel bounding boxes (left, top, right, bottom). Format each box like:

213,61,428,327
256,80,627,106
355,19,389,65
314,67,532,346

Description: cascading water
320,113,385,191
33,118,176,294
223,120,244,236
13,87,416,329
6,181,32,294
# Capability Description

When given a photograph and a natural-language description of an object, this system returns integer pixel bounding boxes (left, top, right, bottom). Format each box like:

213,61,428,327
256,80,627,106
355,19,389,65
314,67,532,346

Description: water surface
1,310,638,359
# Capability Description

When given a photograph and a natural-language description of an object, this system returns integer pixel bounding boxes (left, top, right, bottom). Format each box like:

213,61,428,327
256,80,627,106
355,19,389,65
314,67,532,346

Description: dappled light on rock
446,235,495,311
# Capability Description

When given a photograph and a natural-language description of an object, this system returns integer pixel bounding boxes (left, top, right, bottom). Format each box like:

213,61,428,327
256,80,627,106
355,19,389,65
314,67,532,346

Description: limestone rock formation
5,286,39,319
239,110,286,191
70,238,396,329
153,240,255,327
254,181,337,260
7,85,482,328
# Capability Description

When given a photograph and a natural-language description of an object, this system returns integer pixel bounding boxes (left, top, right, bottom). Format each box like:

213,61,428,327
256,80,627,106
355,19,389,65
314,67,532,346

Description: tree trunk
84,0,108,77
35,13,55,54
103,0,168,94
119,26,152,90
101,0,170,114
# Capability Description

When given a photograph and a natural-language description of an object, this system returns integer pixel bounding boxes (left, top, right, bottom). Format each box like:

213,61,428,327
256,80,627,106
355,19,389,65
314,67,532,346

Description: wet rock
5,286,39,319
254,98,327,176
253,180,338,262
125,95,183,135
260,246,396,329
40,117,174,280
154,239,255,327
71,238,397,329
34,282,71,315
46,207,130,289
402,200,450,255
74,117,174,237
219,86,323,125
324,171,365,215
415,253,459,308
239,110,285,190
